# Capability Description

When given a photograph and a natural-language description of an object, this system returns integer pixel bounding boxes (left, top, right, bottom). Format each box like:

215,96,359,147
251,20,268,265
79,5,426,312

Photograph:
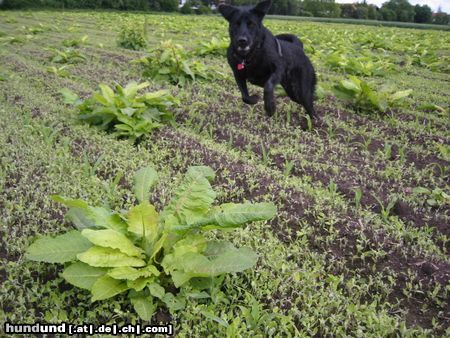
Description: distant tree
413,4,432,23
380,0,415,22
158,0,179,11
340,4,356,18
367,5,378,19
303,0,341,18
354,5,368,19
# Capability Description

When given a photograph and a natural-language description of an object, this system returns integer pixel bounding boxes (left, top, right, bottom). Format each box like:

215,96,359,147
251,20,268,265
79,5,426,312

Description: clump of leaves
47,47,86,64
117,23,147,50
60,82,178,142
25,166,276,320
325,52,394,77
135,40,209,86
23,23,48,35
196,37,229,57
46,65,71,78
63,35,88,48
413,187,450,208
0,35,26,45
332,76,412,113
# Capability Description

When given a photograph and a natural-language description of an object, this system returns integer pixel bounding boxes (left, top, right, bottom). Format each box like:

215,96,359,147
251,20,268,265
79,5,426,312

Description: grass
0,10,449,336
268,14,450,31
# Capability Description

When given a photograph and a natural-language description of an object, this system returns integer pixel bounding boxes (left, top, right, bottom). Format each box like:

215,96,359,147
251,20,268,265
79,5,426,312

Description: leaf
127,202,159,240
200,310,229,327
130,294,156,321
81,229,144,257
91,275,129,302
413,187,431,194
212,202,277,228
25,230,92,263
99,84,115,104
341,78,361,92
108,265,160,281
87,208,128,233
133,166,158,204
162,292,185,313
148,282,165,299
127,277,153,291
123,81,150,98
162,166,216,227
65,208,95,229
390,89,412,101
163,241,257,287
61,262,106,290
51,195,89,209
59,88,81,105
77,246,146,267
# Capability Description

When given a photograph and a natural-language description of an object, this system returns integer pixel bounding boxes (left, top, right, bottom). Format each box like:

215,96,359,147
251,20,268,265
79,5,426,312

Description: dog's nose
237,37,248,46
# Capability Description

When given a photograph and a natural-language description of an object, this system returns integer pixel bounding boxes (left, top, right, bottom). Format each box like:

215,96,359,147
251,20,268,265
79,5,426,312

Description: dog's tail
275,34,304,50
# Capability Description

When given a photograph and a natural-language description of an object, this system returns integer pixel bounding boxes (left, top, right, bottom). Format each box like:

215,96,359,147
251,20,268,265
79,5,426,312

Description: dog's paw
243,95,259,105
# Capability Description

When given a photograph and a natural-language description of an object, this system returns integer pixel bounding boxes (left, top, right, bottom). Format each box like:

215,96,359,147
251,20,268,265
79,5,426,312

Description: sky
334,0,450,13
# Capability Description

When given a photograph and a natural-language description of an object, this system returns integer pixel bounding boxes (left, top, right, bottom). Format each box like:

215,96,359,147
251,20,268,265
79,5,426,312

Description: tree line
1,0,448,25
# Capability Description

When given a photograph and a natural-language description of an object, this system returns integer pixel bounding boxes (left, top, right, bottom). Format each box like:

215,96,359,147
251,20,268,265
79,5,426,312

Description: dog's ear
251,0,272,19
218,4,238,21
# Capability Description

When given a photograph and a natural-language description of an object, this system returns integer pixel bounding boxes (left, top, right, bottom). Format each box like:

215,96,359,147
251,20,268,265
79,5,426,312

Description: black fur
219,0,317,121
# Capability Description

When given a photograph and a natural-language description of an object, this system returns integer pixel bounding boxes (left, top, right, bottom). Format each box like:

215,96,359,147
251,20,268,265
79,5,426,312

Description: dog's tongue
237,63,245,70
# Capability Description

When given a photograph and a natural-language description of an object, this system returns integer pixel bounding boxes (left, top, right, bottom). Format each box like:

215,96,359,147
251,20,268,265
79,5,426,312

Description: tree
367,5,378,19
380,0,415,22
413,4,432,23
303,0,341,18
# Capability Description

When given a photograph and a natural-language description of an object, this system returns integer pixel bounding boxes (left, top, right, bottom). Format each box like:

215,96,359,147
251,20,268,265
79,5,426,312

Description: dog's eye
247,21,255,27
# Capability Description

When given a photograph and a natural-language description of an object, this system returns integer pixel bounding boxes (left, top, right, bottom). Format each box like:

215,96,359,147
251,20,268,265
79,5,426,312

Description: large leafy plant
332,76,412,113
60,82,178,142
195,37,229,57
325,52,394,77
47,47,87,64
135,40,210,86
117,23,147,50
26,166,276,320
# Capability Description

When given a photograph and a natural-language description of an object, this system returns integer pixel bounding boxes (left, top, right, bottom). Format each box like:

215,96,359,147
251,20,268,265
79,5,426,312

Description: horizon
334,0,450,13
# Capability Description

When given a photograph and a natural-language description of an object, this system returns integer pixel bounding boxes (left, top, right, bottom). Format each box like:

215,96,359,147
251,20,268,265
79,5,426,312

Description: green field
0,10,449,336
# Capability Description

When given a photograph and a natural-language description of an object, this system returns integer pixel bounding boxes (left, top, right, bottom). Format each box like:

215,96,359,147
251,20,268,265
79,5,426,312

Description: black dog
219,0,317,122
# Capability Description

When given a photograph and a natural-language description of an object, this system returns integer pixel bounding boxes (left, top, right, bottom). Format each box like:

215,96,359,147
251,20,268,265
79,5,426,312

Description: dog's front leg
264,70,282,116
232,71,259,105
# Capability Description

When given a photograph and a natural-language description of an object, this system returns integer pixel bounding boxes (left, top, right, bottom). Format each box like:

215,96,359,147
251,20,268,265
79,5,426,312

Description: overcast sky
334,0,450,13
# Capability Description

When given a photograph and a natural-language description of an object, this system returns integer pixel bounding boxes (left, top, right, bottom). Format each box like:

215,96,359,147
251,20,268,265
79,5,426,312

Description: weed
117,23,147,50
60,82,179,142
26,166,276,320
135,40,210,86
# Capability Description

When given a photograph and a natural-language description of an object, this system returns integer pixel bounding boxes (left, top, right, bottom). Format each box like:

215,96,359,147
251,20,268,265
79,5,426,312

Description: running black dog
219,0,317,122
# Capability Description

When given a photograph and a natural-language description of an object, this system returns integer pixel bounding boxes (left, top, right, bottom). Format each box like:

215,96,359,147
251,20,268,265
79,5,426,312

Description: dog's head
219,0,272,57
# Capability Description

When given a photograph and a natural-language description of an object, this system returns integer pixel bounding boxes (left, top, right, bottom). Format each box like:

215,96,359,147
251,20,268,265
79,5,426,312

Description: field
0,10,449,336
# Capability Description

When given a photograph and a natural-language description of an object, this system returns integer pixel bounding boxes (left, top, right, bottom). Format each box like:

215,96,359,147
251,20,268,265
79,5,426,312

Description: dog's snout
237,37,248,46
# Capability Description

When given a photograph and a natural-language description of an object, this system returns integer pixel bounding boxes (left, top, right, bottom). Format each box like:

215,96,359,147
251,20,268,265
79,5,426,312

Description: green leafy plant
135,40,209,86
325,52,394,77
47,47,86,64
332,76,412,113
46,65,71,78
23,23,49,35
196,37,229,57
413,187,450,207
63,35,88,48
60,82,178,142
117,23,147,50
25,166,277,320
0,35,26,45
